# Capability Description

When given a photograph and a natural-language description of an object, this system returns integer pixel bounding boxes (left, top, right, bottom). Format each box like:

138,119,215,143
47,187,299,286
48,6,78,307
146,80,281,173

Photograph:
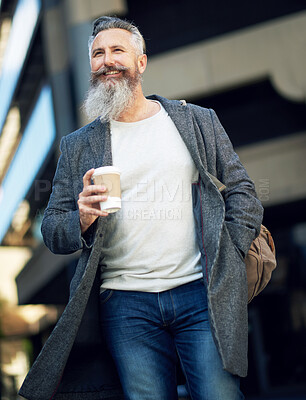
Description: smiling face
90,28,147,88
83,29,147,122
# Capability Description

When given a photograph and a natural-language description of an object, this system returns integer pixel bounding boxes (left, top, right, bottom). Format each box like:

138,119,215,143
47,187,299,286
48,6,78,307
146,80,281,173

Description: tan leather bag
206,172,277,303
245,224,277,303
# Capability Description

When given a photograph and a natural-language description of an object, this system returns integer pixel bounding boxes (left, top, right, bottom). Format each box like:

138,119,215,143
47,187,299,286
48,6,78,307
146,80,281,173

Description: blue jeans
100,279,244,400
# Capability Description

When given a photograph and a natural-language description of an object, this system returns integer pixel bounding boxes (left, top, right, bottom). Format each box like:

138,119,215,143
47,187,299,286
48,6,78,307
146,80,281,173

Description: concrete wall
143,11,306,103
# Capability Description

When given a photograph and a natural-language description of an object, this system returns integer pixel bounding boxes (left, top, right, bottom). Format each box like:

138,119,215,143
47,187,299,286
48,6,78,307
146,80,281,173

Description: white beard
83,68,141,122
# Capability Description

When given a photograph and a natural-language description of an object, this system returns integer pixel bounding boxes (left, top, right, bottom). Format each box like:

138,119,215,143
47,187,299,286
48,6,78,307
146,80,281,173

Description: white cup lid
93,166,121,176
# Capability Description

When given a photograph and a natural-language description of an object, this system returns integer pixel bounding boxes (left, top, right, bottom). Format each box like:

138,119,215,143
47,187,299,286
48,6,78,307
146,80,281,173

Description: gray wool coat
19,95,263,400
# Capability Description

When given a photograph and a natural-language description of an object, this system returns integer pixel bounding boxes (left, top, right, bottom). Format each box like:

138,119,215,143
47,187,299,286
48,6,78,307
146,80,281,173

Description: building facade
0,0,305,398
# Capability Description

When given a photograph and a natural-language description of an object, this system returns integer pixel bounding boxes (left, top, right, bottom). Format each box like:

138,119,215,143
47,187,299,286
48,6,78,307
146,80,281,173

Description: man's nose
104,51,115,66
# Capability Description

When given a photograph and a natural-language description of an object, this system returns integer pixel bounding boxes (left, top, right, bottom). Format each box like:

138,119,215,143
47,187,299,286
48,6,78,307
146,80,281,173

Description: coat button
99,233,103,238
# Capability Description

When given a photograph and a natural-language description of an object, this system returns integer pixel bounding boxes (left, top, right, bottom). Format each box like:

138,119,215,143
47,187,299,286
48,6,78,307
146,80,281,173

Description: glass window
0,85,56,243
0,0,41,133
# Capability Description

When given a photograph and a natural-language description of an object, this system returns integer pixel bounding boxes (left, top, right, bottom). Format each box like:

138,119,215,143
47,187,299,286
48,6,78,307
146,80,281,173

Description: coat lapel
87,118,113,167
86,119,117,241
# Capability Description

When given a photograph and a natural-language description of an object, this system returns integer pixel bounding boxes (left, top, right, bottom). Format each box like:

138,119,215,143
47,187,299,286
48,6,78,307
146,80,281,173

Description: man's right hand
78,168,109,234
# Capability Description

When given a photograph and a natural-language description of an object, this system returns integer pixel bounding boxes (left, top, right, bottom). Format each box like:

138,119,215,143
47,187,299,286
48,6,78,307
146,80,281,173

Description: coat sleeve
41,136,96,254
209,109,263,257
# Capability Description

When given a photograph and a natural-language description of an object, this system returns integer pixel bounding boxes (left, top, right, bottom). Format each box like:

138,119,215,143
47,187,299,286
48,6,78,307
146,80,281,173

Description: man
19,16,263,400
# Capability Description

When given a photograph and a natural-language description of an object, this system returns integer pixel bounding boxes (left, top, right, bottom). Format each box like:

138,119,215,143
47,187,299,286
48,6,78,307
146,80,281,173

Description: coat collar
86,95,208,179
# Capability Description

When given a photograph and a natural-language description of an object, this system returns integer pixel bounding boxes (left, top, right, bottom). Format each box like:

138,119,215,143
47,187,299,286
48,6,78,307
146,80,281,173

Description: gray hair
88,16,146,59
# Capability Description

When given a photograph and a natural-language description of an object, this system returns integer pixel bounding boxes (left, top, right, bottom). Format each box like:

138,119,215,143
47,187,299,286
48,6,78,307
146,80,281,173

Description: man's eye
93,51,103,57
114,48,123,52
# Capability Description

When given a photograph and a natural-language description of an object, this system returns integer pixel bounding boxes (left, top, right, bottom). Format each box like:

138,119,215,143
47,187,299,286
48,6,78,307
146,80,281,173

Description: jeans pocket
100,289,113,304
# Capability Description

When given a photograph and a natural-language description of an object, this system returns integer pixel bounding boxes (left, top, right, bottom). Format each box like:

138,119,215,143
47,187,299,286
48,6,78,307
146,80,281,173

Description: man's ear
137,54,147,74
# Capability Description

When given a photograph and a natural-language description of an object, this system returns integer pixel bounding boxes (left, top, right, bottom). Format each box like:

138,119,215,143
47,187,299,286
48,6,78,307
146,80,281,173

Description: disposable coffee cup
92,166,121,213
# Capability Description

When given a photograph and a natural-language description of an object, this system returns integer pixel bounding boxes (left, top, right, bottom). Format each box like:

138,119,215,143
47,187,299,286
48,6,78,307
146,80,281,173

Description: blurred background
0,0,306,399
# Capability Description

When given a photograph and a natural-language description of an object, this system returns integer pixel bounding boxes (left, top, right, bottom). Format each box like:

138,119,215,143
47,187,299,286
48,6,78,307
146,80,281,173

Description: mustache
91,65,129,77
